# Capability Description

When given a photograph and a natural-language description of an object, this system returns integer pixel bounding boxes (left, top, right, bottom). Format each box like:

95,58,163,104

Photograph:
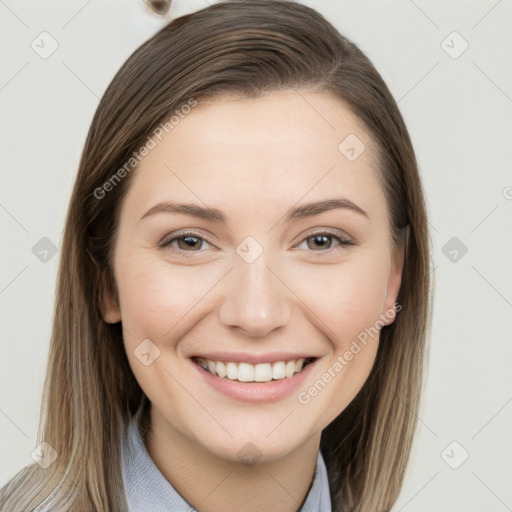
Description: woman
0,1,433,510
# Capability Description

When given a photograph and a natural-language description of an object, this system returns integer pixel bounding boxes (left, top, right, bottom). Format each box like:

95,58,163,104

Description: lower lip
191,358,317,403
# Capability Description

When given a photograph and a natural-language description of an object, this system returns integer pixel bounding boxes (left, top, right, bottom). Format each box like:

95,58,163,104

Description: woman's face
104,90,403,462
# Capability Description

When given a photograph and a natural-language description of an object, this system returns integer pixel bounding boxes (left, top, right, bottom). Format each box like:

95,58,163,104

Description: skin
102,90,404,512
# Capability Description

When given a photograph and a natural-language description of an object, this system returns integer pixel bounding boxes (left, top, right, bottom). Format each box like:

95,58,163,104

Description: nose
218,253,292,338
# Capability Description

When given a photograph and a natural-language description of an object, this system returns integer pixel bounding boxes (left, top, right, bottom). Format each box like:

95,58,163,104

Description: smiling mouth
192,356,317,383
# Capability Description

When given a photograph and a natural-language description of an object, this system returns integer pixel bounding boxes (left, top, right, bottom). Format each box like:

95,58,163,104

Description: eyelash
158,229,355,255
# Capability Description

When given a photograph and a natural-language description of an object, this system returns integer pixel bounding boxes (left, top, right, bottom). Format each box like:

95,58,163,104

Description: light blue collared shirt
121,410,332,512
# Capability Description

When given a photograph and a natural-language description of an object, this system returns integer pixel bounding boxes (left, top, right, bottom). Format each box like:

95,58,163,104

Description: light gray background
1,1,511,510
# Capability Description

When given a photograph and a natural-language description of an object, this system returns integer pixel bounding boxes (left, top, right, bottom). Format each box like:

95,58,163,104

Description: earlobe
99,269,121,324
382,243,406,326
102,298,121,324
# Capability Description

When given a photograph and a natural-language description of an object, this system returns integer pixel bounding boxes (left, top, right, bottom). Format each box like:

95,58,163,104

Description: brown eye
306,234,334,250
296,231,354,252
159,232,213,252
176,235,203,251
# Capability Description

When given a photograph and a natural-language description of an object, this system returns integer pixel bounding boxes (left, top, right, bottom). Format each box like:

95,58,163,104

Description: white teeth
254,363,273,382
285,360,296,378
226,361,238,380
207,360,217,376
238,362,255,382
196,357,309,382
216,361,227,378
272,361,286,380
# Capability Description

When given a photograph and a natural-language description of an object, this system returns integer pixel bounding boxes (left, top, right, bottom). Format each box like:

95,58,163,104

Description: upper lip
191,352,319,364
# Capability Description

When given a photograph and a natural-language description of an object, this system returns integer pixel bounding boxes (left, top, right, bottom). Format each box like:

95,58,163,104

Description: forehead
124,90,387,225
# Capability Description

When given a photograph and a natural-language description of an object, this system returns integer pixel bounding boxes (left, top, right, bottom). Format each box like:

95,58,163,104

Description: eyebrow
140,197,370,225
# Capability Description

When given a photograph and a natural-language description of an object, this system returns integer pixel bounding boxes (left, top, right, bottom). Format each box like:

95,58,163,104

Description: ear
381,230,407,326
99,267,121,324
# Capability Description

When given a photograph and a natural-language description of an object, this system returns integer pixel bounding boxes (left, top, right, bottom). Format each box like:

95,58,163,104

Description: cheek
113,256,219,402
114,254,225,343
291,259,387,418
292,258,388,348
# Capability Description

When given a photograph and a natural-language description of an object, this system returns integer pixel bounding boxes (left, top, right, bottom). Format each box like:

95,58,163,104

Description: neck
145,406,322,512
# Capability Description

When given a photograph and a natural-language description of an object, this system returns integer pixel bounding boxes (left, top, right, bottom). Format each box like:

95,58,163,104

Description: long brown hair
0,1,433,510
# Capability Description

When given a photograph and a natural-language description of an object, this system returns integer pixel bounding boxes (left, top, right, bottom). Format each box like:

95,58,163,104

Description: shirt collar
121,411,331,512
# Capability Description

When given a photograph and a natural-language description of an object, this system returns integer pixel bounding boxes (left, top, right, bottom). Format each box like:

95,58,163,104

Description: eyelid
158,229,216,250
293,234,354,255
293,227,354,247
